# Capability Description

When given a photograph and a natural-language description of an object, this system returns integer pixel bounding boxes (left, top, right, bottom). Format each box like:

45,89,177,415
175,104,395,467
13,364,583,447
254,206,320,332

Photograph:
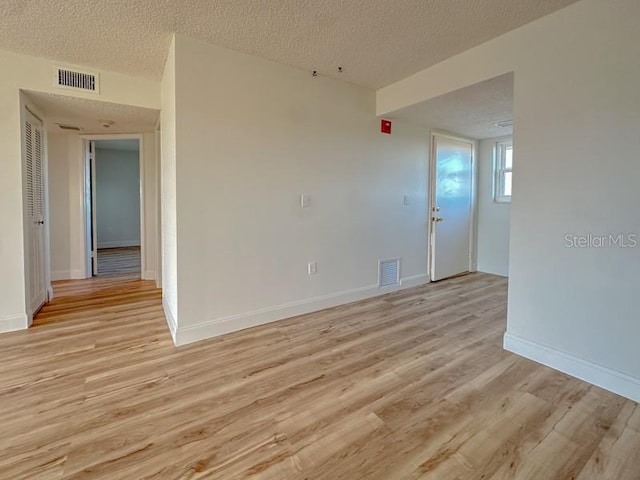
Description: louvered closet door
25,111,47,316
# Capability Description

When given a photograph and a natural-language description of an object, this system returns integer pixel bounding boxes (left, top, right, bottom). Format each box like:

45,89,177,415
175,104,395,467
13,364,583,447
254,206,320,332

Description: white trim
70,269,85,280
400,274,429,286
50,269,85,281
172,275,429,346
97,240,141,249
90,143,98,274
50,270,70,281
504,332,640,403
83,140,92,277
162,298,177,344
0,314,29,333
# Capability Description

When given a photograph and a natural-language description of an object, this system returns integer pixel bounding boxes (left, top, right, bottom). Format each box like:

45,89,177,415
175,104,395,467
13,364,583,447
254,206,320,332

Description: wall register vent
55,66,100,93
379,258,400,287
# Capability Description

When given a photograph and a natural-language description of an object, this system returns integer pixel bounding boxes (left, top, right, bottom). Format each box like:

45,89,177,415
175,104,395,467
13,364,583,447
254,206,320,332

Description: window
494,140,513,202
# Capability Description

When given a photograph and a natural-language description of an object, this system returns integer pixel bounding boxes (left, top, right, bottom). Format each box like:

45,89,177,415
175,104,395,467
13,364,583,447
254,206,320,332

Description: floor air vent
379,258,400,287
55,66,99,93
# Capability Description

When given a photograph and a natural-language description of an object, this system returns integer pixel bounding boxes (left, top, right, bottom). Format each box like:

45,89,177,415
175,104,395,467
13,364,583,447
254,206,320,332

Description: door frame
80,134,146,279
21,101,52,323
89,141,98,275
428,130,478,281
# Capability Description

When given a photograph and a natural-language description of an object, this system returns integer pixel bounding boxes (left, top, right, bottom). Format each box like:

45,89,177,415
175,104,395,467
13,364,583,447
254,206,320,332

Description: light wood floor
97,246,141,277
1,274,639,479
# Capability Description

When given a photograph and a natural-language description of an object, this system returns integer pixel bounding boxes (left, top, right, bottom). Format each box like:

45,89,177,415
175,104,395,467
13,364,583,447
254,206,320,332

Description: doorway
429,132,475,281
383,73,514,281
85,137,144,278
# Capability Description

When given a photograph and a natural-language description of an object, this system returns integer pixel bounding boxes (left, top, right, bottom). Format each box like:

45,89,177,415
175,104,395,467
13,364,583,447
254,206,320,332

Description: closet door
25,110,47,316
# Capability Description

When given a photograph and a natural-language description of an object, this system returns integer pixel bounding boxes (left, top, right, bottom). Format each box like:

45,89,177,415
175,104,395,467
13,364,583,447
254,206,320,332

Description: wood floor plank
0,273,638,479
97,247,141,277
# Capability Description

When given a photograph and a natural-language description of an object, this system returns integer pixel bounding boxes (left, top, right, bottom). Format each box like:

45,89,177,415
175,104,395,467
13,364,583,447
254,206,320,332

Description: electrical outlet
308,261,317,275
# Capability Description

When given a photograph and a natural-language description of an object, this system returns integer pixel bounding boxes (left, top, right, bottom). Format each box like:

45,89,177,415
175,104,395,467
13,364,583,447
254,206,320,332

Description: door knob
36,220,44,225
432,217,444,223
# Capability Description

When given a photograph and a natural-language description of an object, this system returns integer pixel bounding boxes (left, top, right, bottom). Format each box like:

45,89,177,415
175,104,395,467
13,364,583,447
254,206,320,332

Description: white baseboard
0,314,28,334
173,274,429,346
50,270,70,281
51,269,86,281
143,270,156,281
401,274,430,287
97,241,141,249
477,268,508,277
504,332,640,403
70,269,86,280
162,298,177,344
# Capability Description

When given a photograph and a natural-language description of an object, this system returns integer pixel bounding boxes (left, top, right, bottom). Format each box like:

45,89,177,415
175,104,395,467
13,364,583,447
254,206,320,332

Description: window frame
494,140,513,203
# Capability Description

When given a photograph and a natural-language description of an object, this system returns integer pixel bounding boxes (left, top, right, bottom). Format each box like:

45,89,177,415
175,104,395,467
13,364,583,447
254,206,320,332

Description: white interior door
24,110,47,316
430,134,474,281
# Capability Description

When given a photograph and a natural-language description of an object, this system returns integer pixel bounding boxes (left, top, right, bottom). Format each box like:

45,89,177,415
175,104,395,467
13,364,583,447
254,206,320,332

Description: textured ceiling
391,73,514,140
25,91,159,134
2,0,578,88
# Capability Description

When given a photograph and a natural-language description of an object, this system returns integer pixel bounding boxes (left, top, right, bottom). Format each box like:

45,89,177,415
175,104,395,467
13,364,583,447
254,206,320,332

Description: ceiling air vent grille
379,258,400,287
54,66,99,93
56,123,83,131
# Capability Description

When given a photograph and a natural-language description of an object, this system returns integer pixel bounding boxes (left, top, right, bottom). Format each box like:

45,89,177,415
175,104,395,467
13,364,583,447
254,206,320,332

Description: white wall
48,131,73,280
0,48,159,331
378,0,640,401
0,80,28,331
476,136,511,276
154,129,162,289
167,34,429,344
95,148,141,248
142,131,159,281
160,37,178,337
48,132,86,280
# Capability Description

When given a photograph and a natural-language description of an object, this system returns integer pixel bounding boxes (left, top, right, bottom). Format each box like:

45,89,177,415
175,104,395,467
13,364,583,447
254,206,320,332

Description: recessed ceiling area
24,91,159,134
1,1,577,88
389,73,514,140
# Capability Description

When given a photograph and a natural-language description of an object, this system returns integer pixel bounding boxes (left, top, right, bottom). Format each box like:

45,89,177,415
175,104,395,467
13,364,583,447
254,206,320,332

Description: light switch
300,194,311,208
308,262,317,275
403,195,410,205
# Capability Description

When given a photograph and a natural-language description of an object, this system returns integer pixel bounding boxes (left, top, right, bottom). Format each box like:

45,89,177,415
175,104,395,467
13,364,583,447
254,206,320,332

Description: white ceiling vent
379,258,400,287
54,66,100,93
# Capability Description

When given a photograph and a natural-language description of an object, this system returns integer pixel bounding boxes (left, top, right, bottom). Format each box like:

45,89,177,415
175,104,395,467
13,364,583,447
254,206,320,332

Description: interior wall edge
504,332,640,403
162,297,178,345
